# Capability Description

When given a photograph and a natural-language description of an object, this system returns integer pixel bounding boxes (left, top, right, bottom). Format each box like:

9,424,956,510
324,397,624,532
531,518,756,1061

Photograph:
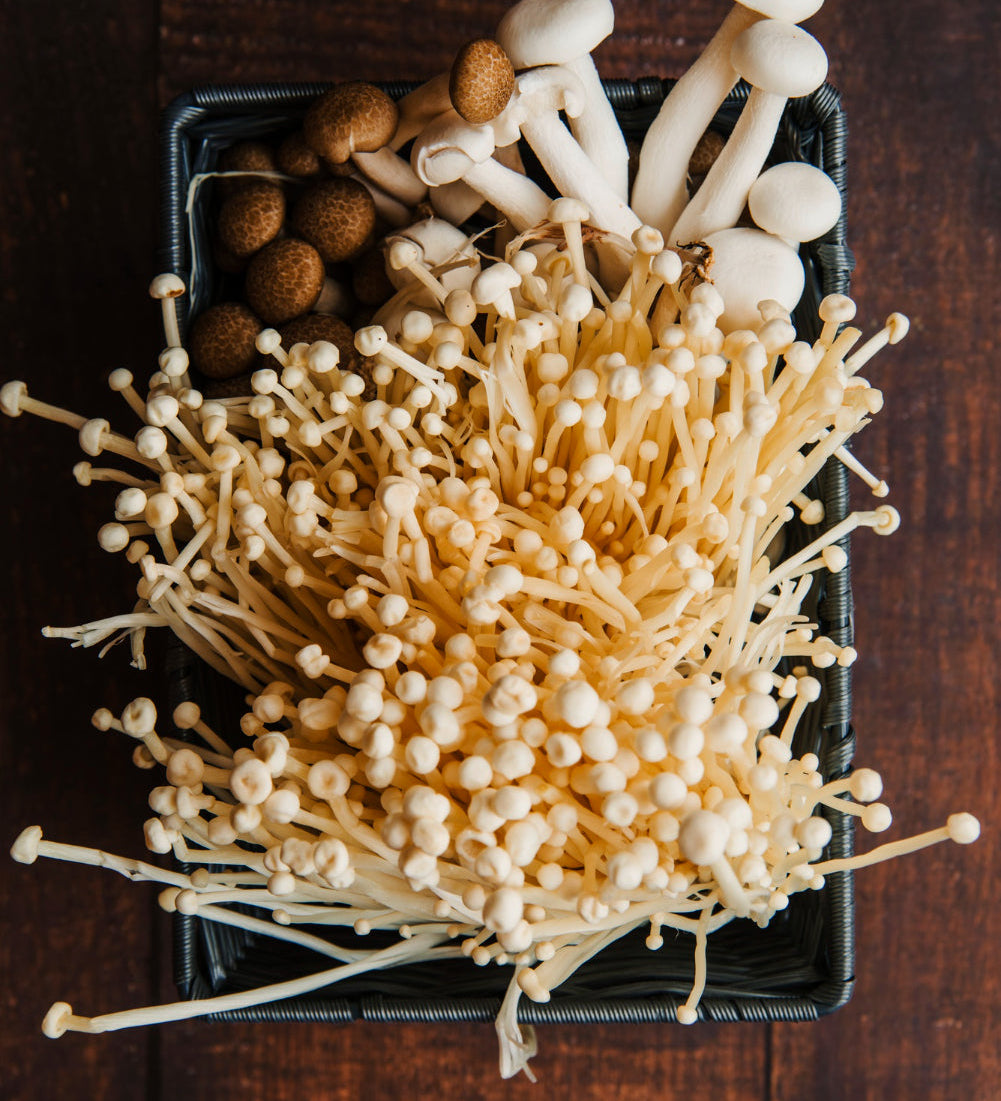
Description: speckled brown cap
303,82,398,165
280,313,362,378
217,141,277,196
245,238,325,326
688,128,726,179
291,178,376,263
450,39,516,125
276,131,324,178
188,302,262,379
217,181,286,260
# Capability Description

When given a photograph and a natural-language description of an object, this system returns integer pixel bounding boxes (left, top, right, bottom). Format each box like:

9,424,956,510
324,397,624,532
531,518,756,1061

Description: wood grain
1,1,998,1099
0,2,161,1099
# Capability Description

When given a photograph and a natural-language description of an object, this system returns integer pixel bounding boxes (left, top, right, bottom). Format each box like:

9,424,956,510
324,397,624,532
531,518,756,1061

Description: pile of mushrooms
2,0,979,1081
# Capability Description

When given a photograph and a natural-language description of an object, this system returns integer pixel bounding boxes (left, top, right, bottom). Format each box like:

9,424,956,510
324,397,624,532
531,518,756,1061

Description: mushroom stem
41,932,453,1036
352,147,427,207
670,90,787,245
463,159,551,232
0,381,88,428
508,70,640,243
631,5,759,233
811,814,981,876
391,73,453,150
561,53,630,200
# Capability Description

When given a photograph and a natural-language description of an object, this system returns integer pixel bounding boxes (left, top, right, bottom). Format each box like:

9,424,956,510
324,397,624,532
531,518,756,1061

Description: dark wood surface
1,1,998,1098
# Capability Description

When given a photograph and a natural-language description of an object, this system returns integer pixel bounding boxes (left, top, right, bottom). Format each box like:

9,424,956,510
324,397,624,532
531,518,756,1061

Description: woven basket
161,80,857,1024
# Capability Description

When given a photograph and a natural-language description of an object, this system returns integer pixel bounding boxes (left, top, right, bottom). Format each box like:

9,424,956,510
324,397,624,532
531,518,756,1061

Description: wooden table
1,1,997,1097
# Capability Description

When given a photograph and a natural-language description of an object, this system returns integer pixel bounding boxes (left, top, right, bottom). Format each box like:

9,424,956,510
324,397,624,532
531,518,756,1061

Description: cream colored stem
669,88,786,245
631,6,758,234
563,53,629,200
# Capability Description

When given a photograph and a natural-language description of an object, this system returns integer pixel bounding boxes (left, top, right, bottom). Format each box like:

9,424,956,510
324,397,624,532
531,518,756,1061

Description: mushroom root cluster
0,0,981,1081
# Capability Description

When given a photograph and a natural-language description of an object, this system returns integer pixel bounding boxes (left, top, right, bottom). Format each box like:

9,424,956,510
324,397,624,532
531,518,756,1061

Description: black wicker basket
161,79,857,1025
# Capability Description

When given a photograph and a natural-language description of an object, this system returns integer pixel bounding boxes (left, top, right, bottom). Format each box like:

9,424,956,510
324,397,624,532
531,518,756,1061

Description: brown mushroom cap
688,129,726,179
280,313,361,376
303,82,398,165
450,39,516,125
291,178,376,263
217,141,277,196
188,303,262,379
217,181,286,260
352,248,396,307
220,141,276,174
276,132,324,178
245,238,325,325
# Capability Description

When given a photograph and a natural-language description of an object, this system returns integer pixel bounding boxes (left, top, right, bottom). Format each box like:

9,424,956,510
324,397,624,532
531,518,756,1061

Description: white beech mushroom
411,114,552,232
496,0,629,200
492,67,640,244
631,0,824,235
702,226,806,331
747,160,842,243
669,20,829,245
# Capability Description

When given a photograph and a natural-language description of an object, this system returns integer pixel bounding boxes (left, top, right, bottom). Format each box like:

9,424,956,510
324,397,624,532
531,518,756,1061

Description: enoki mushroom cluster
3,209,979,1073
2,0,981,1082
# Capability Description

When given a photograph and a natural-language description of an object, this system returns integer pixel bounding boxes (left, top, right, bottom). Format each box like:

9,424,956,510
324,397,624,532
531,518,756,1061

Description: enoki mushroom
2,204,979,1078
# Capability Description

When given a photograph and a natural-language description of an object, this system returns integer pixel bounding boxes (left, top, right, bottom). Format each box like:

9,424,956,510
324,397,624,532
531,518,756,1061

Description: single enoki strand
41,932,457,1036
809,814,980,877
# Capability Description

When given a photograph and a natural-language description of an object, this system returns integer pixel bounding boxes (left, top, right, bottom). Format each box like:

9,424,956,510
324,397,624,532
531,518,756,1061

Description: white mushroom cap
679,809,730,866
412,116,496,187
743,0,824,19
496,65,586,132
703,227,806,332
385,218,479,293
748,161,842,242
731,20,829,98
496,0,614,69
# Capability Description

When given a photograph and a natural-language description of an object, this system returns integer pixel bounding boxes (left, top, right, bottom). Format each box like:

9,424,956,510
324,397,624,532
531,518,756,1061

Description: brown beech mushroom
450,39,516,125
245,238,326,325
188,303,263,379
216,181,286,260
276,132,324,179
217,140,278,196
304,82,427,207
688,128,726,181
290,178,376,263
